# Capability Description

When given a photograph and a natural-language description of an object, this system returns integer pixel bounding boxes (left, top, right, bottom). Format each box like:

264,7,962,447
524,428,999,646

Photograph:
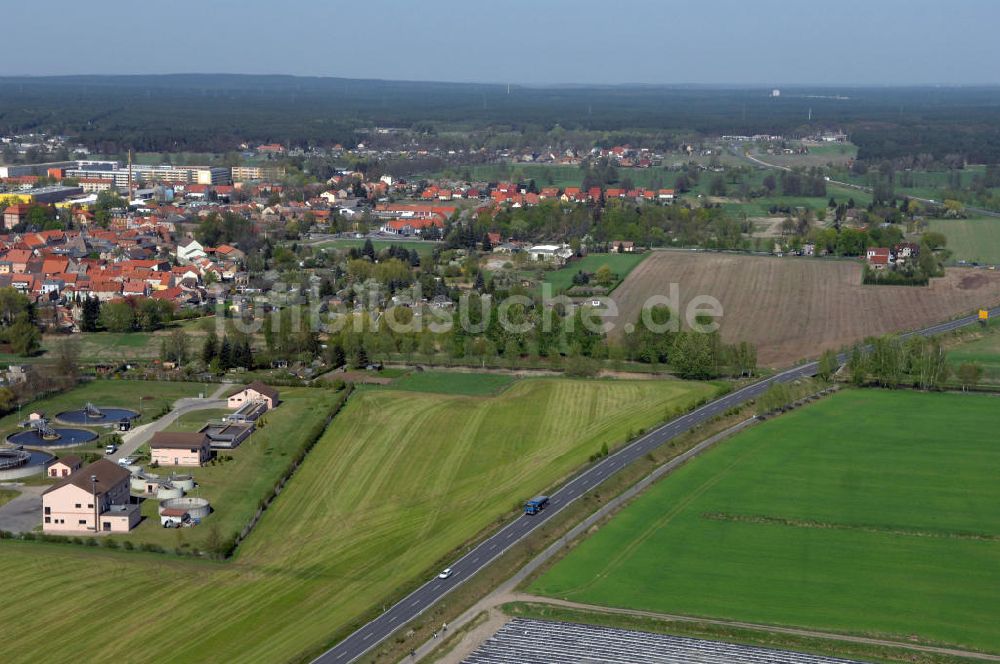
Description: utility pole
91,475,98,533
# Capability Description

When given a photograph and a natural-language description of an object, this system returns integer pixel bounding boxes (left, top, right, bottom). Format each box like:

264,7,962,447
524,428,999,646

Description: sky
4,0,998,85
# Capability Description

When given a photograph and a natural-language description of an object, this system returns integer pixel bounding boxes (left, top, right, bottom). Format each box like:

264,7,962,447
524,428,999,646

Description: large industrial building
2,159,261,190
63,161,231,187
0,185,84,205
0,161,78,179
231,165,286,181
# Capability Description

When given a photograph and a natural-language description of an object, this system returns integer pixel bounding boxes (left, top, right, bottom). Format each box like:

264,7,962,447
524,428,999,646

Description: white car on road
438,568,454,579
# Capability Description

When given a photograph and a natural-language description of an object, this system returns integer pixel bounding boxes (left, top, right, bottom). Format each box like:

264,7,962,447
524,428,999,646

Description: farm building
527,244,574,264
47,455,82,478
42,459,139,533
149,432,212,467
227,381,280,411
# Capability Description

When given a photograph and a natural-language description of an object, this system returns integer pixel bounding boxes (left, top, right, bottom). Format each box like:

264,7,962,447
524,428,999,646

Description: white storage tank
170,474,196,492
160,497,211,520
156,482,184,500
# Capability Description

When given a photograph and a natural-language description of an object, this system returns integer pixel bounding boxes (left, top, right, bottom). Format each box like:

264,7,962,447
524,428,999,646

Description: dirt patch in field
750,217,790,238
958,273,990,290
610,251,1000,367
325,371,394,385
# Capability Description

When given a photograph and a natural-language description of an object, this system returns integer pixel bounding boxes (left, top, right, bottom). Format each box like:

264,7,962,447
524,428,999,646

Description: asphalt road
312,306,999,664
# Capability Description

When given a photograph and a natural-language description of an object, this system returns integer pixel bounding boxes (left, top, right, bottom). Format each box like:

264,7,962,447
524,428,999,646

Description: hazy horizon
4,73,1000,90
3,0,999,86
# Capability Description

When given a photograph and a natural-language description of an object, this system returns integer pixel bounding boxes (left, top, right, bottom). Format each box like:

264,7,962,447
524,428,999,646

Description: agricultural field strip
531,389,1000,652
313,303,998,663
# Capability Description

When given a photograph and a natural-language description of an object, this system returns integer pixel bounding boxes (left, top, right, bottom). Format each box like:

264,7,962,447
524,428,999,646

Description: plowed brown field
611,251,1000,367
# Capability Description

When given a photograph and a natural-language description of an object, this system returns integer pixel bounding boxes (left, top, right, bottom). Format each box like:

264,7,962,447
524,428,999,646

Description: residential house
866,247,891,270
227,381,280,410
3,204,32,230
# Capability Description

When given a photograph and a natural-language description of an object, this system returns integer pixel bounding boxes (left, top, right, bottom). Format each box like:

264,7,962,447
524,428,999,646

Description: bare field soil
611,251,1000,366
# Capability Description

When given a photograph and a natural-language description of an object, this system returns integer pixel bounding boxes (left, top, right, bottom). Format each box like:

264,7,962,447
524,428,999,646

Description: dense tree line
0,288,40,356
845,336,951,389
619,306,757,379
98,298,174,333
8,76,1000,164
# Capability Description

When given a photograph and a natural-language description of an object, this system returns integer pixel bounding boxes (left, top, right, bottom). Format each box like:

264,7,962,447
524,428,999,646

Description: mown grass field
946,325,1000,382
389,371,516,396
929,218,1000,265
1,377,716,663
0,380,211,441
37,317,215,364
542,252,649,293
531,389,1000,653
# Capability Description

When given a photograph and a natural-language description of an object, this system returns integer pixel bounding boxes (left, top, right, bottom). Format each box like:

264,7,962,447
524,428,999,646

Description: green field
35,318,215,364
929,218,1000,265
1,377,715,663
317,237,441,256
946,326,1000,382
389,371,516,395
542,252,648,293
532,389,1000,653
0,488,16,508
693,165,872,217
0,380,211,440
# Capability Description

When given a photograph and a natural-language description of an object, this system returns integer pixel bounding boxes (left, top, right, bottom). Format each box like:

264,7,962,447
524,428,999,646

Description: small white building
527,244,574,264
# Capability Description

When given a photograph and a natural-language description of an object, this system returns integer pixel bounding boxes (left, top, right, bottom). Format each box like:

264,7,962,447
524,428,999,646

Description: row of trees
844,336,954,389
619,306,757,379
202,330,254,372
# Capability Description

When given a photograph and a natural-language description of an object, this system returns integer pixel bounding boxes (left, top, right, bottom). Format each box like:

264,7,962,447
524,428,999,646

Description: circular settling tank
170,475,195,492
7,428,98,448
160,497,211,520
55,406,139,426
156,483,184,500
0,447,55,480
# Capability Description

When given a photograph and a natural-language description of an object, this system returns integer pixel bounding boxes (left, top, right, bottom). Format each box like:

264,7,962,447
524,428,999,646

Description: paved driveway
0,484,45,533
111,383,231,461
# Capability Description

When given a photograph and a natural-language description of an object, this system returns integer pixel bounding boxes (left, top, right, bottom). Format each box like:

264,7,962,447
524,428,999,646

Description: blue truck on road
524,495,549,515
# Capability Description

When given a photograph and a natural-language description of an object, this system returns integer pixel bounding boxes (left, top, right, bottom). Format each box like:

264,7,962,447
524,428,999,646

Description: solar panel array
462,618,867,664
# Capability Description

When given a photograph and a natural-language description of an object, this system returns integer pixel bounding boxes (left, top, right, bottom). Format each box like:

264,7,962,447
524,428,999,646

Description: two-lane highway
313,305,1000,664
